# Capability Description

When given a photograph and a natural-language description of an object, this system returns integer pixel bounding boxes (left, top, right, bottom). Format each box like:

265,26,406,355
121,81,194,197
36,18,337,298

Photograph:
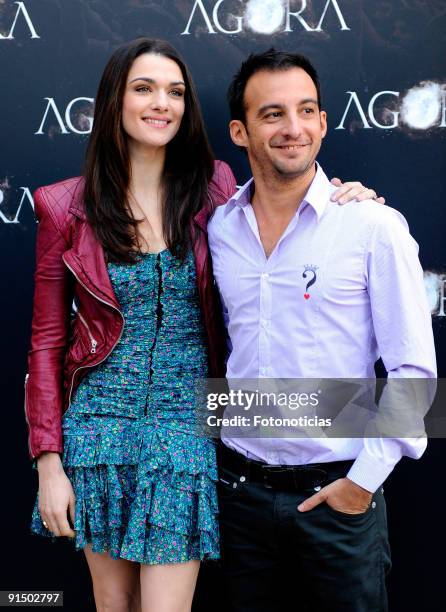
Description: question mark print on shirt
302,265,318,300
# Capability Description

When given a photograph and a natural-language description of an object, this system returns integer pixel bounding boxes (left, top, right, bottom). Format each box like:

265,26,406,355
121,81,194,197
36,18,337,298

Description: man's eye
265,112,281,119
303,108,315,114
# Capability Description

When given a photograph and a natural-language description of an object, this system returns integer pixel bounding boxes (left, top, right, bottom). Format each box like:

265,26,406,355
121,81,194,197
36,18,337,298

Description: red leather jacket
25,160,237,459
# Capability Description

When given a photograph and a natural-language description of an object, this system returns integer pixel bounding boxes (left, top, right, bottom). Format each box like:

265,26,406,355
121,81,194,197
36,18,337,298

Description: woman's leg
84,545,141,612
139,560,200,612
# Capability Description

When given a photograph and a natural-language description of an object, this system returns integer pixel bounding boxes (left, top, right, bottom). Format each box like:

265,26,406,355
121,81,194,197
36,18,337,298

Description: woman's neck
128,142,165,205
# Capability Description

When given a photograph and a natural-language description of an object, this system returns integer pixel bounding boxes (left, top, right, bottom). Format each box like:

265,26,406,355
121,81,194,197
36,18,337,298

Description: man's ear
229,119,249,149
320,110,328,139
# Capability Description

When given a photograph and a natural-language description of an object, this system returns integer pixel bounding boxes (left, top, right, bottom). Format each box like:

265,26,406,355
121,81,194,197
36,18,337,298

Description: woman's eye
170,89,184,97
136,86,150,93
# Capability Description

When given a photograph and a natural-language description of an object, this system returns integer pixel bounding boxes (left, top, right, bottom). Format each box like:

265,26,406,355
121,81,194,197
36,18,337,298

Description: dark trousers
218,452,391,612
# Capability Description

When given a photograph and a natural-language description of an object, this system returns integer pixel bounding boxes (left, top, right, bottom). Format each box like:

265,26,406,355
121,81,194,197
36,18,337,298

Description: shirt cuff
346,449,397,493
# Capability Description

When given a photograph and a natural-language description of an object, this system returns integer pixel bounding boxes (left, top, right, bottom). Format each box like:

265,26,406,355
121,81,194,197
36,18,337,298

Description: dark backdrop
1,1,445,610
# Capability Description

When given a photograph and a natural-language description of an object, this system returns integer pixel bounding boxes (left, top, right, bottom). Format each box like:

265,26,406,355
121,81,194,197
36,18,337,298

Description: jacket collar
63,227,121,311
65,180,120,309
193,207,209,232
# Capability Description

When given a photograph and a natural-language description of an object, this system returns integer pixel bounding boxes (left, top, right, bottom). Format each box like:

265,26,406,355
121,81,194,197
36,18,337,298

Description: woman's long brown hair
83,38,214,263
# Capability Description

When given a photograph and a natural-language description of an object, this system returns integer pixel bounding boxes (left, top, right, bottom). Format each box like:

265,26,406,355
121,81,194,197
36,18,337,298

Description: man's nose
281,115,301,139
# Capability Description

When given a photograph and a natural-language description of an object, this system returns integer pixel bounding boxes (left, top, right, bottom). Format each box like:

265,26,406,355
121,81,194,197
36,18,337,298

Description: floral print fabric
31,250,219,564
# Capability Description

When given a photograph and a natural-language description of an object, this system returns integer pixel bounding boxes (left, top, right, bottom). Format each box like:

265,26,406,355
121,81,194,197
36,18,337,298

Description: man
207,50,436,611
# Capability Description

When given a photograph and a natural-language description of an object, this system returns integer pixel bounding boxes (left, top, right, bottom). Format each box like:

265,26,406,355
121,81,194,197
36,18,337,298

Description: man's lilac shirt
208,164,436,492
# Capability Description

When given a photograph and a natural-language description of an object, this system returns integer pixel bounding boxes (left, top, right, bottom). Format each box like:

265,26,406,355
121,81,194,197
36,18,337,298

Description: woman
26,38,380,612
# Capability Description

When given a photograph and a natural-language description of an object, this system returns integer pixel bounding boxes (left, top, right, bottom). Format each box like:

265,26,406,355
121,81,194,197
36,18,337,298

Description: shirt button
261,272,270,280
240,476,246,483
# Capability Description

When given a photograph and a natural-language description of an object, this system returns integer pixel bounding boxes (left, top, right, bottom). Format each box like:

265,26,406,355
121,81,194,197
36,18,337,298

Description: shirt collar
301,162,331,220
225,177,254,214
225,162,331,221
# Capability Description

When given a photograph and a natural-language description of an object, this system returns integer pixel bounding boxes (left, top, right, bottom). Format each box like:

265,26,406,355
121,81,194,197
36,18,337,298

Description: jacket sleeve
25,188,73,459
208,160,237,208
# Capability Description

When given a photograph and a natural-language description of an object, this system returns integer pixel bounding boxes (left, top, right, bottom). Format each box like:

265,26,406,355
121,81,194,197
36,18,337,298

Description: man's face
230,67,327,181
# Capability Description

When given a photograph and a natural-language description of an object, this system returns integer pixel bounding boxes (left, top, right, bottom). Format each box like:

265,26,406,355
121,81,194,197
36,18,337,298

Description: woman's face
122,53,186,152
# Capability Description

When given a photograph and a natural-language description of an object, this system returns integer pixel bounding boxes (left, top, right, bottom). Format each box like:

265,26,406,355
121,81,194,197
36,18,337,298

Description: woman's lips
142,117,171,128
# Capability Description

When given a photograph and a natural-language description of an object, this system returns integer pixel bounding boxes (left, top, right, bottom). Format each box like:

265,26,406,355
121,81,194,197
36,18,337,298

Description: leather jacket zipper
62,255,124,408
78,311,98,354
24,373,34,457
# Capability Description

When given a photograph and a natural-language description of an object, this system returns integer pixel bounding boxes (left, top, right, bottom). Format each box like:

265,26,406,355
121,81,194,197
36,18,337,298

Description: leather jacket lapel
63,216,120,310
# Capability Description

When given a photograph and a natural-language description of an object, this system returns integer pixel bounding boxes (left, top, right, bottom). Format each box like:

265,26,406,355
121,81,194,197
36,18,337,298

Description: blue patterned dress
31,249,219,564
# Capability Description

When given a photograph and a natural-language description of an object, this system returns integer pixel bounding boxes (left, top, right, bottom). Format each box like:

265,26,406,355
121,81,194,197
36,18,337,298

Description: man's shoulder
208,180,248,235
207,200,232,238
330,198,410,235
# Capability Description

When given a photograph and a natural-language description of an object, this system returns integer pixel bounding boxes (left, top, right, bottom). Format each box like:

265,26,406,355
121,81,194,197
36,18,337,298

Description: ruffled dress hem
31,422,220,565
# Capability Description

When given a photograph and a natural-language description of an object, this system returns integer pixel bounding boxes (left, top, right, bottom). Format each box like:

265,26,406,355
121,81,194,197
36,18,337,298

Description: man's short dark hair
227,48,322,124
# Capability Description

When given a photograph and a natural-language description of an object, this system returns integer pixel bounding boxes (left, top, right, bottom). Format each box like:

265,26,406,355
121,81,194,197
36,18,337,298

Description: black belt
218,443,354,491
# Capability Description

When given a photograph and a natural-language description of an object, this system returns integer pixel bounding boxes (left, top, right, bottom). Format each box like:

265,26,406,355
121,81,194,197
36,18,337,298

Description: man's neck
250,162,317,218
248,163,317,258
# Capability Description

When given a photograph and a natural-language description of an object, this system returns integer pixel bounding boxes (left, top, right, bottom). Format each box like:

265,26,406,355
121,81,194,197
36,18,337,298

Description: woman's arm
26,187,76,537
26,187,73,458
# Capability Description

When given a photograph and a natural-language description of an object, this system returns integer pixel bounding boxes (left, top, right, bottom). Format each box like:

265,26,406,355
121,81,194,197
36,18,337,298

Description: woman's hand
330,177,386,205
37,452,75,538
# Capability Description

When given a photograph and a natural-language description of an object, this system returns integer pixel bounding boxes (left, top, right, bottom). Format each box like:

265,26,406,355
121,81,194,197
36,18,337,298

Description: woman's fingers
68,494,76,530
56,511,76,538
331,180,363,202
354,188,376,201
39,509,59,536
330,180,385,205
351,188,385,204
40,504,75,538
39,512,52,533
38,460,76,538
50,508,75,537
